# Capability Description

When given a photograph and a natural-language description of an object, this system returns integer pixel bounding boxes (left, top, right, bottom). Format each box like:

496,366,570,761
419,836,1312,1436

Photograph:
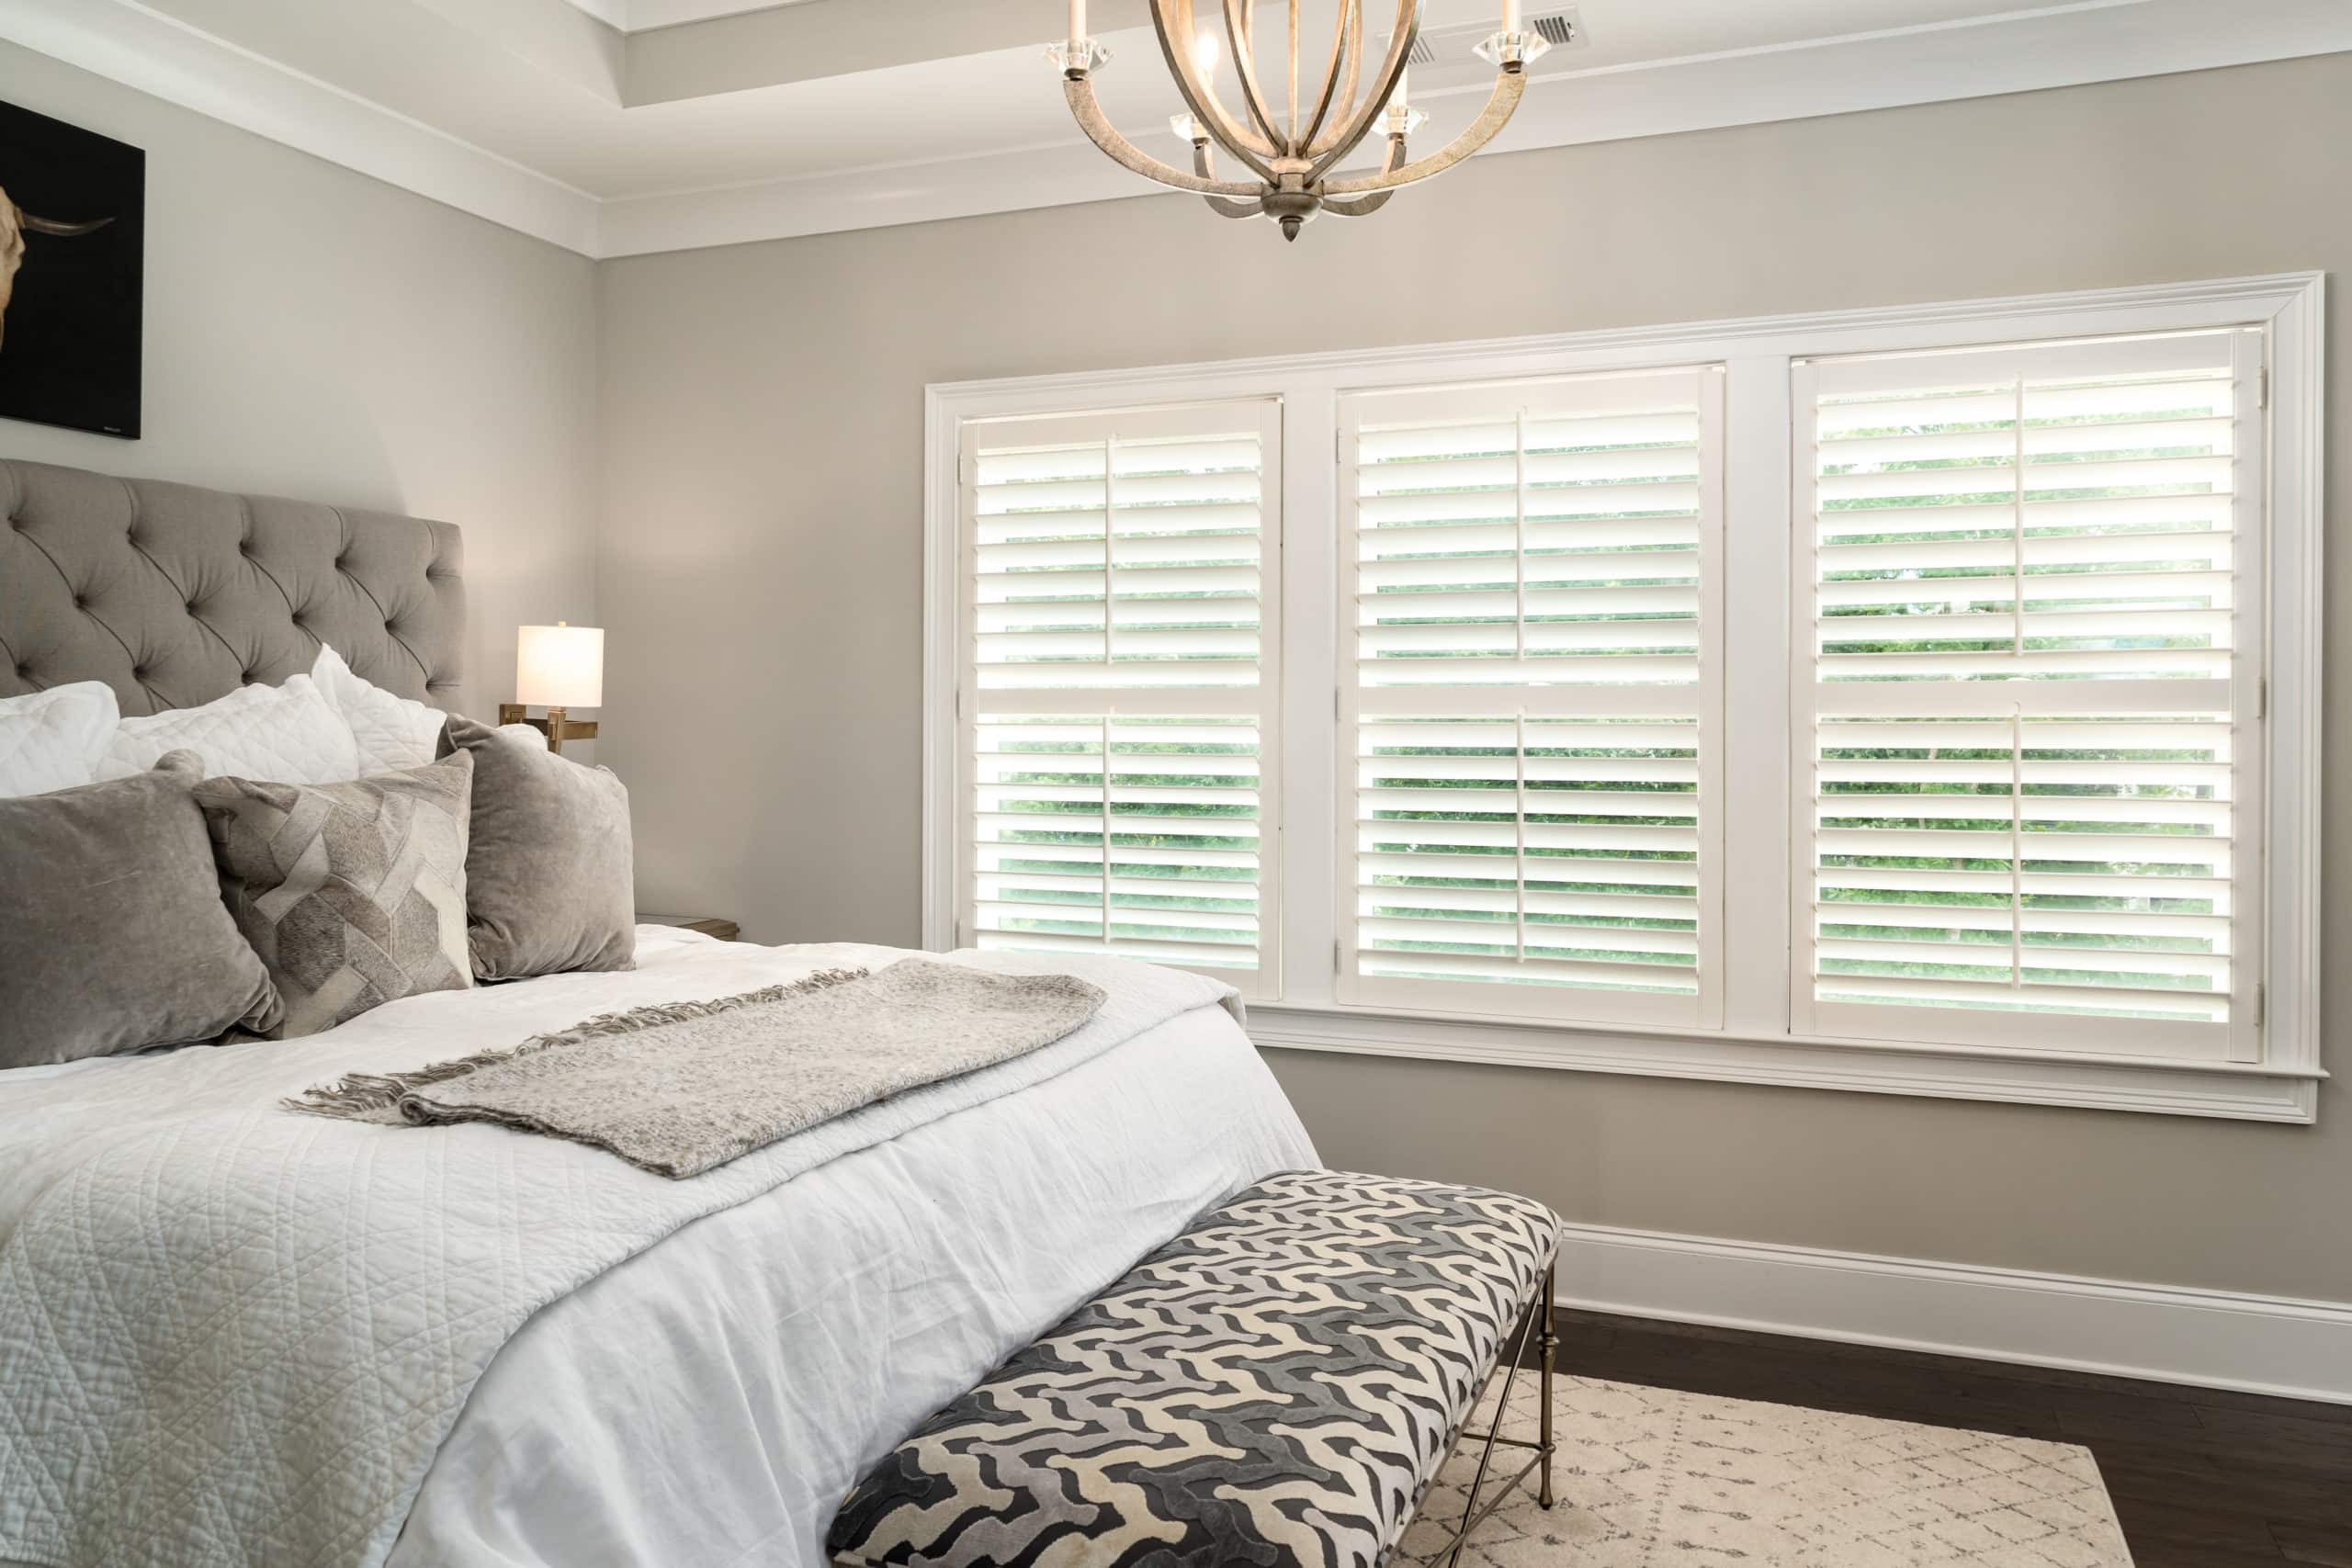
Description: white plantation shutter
1339,368,1725,1026
958,400,1281,993
1793,330,2266,1058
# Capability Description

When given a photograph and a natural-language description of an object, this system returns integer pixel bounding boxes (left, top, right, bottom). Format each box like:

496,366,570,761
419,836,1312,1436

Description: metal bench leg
1428,1267,1560,1568
1538,1260,1556,1510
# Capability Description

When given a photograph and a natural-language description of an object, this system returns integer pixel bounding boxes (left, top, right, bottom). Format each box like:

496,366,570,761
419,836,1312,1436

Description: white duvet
0,930,1317,1568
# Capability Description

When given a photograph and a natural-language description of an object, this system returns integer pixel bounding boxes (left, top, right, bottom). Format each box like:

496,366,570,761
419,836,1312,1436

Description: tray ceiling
3,0,2347,257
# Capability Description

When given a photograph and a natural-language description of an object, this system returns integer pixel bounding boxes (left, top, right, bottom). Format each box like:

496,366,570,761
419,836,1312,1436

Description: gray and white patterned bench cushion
827,1168,1562,1568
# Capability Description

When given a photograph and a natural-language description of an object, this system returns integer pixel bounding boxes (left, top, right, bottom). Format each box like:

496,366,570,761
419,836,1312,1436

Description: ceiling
563,0,817,30
5,0,2348,258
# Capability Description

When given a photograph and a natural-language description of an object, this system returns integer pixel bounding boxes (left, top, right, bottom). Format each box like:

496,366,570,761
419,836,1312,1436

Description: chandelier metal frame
1053,1,1550,240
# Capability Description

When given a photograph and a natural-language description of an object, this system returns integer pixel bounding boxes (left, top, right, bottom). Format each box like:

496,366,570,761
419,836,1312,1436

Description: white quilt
0,931,1316,1568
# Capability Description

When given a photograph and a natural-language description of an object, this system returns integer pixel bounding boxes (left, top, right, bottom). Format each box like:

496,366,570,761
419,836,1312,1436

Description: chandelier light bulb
1192,28,1220,74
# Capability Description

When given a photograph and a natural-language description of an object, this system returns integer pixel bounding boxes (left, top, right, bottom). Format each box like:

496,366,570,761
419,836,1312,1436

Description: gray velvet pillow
0,750,279,1067
443,716,635,980
194,751,476,1041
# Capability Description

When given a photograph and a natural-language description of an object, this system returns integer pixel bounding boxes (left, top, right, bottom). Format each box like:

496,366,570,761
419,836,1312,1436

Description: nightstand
639,914,741,942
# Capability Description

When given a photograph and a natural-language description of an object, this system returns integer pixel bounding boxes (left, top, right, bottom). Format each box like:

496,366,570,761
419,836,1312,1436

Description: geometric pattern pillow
827,1168,1562,1568
193,750,475,1040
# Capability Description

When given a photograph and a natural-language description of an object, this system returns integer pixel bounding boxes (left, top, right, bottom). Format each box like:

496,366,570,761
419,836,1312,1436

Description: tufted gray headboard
0,459,464,716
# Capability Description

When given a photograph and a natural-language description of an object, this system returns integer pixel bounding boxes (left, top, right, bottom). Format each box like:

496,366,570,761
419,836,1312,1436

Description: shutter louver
1340,368,1724,1026
1795,330,2265,1058
961,402,1281,989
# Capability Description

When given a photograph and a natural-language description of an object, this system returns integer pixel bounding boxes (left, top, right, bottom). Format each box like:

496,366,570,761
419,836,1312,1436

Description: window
1339,369,1724,1028
956,401,1283,992
926,275,2323,1119
1793,333,2263,1061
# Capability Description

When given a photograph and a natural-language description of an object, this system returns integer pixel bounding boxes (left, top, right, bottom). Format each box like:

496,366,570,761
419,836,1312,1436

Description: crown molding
558,0,630,28
0,0,604,254
6,0,2350,260
559,0,805,35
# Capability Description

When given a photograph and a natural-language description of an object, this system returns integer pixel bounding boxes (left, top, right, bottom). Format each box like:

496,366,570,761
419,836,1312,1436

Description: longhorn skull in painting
0,185,115,354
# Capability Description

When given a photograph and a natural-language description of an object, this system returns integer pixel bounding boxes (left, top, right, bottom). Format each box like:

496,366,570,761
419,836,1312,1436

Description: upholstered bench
827,1168,1563,1568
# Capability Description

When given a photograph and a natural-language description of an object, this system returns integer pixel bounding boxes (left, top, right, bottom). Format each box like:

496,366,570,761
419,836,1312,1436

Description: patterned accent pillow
194,750,475,1040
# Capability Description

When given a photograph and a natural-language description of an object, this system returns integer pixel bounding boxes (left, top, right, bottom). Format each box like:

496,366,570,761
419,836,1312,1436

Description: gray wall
0,41,601,714
597,51,2350,1305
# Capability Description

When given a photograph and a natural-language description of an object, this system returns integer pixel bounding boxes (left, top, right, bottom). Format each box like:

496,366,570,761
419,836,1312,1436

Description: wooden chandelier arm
1321,66,1524,195
1307,11,1367,158
1218,0,1289,155
1193,141,1268,217
1295,0,1361,158
1306,0,1421,179
1151,0,1280,179
1062,75,1264,197
1322,130,1404,215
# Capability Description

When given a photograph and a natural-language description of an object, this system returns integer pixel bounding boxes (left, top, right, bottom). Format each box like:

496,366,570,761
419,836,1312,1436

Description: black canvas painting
0,102,143,439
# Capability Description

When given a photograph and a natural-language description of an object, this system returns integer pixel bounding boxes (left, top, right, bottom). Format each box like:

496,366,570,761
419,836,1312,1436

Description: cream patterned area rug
1398,1373,2134,1567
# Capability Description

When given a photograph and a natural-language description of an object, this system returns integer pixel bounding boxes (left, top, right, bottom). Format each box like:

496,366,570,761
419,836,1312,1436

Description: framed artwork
0,101,144,439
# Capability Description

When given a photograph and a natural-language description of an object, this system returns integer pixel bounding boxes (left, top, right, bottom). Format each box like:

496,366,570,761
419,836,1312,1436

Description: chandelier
1050,1,1551,241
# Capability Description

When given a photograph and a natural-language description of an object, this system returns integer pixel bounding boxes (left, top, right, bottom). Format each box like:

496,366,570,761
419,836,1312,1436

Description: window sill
1244,1004,2324,1122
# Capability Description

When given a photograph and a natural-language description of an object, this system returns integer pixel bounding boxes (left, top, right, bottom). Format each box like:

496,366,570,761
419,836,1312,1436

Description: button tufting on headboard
0,459,466,717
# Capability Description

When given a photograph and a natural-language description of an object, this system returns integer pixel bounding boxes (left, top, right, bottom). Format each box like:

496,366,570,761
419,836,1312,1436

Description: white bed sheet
0,925,1313,1568
390,973,1314,1568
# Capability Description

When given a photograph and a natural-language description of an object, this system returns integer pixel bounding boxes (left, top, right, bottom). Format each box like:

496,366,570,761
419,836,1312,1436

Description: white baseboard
1554,1222,2352,1406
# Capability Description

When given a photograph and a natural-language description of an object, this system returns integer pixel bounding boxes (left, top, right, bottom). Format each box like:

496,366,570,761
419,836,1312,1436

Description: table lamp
500,622,603,754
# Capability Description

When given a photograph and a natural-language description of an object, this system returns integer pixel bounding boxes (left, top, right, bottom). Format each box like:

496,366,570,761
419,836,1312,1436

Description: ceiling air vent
1396,7,1582,72
1529,9,1580,48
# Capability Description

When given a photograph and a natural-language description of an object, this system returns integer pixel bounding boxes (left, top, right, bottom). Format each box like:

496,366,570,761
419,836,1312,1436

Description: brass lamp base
498,703,599,755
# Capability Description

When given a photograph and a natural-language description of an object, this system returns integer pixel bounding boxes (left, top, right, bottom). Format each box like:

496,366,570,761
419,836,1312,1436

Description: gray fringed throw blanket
287,959,1107,1178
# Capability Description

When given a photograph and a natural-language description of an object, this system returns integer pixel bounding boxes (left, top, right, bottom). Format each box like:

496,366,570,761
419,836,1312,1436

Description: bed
0,458,1318,1568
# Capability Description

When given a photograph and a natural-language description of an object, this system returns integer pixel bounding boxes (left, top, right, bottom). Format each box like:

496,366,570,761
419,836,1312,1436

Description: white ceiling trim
7,0,2349,261
0,0,603,254
557,0,628,29
559,0,810,35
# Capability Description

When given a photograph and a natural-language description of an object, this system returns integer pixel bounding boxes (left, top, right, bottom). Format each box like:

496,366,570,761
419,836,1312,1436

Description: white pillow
99,674,362,784
0,681,120,797
311,644,448,775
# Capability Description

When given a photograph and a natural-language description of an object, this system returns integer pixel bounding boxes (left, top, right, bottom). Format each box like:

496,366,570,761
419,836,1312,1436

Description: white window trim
923,272,2326,1122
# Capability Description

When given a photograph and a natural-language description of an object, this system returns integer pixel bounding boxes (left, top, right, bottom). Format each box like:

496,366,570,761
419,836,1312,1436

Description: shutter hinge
2257,367,2270,411
2254,981,2267,1028
1334,687,1341,720
1335,428,1343,464
2256,676,2267,721
1333,939,1342,975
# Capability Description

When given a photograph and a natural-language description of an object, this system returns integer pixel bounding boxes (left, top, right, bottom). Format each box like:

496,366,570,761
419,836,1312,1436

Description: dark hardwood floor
1541,1310,2352,1565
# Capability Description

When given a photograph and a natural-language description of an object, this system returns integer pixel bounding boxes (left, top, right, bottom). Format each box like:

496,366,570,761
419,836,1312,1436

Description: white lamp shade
515,624,605,708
